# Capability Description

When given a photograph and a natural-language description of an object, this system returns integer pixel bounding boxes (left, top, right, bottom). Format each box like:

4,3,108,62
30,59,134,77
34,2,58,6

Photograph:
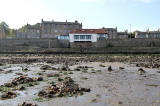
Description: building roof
70,29,108,34
135,31,160,34
42,20,82,25
27,23,41,30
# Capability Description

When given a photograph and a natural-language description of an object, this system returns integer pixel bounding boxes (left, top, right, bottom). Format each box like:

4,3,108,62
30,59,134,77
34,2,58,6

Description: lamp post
129,24,132,38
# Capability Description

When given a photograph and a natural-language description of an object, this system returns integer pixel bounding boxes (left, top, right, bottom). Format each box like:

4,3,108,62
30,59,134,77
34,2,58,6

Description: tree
0,21,9,35
18,25,27,32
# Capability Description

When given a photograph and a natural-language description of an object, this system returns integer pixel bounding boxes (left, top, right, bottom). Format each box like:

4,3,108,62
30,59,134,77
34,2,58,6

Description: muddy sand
0,54,160,106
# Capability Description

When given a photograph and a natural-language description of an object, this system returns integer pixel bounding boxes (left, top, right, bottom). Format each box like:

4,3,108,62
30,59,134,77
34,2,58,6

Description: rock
4,83,12,87
1,92,17,100
138,68,146,75
16,73,23,75
40,65,54,70
3,76,41,88
58,78,64,82
61,66,68,71
90,99,97,103
19,86,25,91
75,68,81,71
46,74,54,77
81,88,91,92
119,67,125,70
5,70,13,74
0,63,3,66
0,68,3,72
99,64,105,67
118,101,123,104
18,102,38,106
108,66,113,72
38,77,90,98
37,77,43,81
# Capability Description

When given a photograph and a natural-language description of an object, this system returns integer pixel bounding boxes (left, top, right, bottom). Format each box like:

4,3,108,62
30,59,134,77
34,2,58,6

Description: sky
0,0,159,31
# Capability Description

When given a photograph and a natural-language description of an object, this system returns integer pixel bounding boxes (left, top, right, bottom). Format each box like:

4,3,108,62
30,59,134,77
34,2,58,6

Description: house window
54,24,57,29
74,35,79,39
80,35,85,39
99,34,105,38
50,24,52,34
86,35,91,39
74,35,91,40
44,24,47,34
55,30,58,33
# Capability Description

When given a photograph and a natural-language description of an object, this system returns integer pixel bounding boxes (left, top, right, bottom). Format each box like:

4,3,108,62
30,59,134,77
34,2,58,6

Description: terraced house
135,29,160,38
41,19,82,39
16,23,41,39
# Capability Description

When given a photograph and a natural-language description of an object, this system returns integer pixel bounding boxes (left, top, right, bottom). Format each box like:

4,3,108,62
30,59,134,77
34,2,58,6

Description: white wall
69,33,98,42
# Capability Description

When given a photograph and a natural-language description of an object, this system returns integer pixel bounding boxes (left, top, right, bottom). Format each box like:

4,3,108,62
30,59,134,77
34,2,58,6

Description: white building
69,29,108,43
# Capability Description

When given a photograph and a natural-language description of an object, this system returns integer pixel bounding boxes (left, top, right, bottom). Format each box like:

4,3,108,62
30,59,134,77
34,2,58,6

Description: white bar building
69,29,108,43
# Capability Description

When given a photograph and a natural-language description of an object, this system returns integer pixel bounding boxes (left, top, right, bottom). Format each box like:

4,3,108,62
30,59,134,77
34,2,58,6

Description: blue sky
0,0,159,31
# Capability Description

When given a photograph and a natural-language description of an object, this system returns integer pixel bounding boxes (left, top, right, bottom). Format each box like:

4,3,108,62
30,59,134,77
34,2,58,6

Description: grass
0,86,11,93
34,97,44,102
63,72,68,75
82,70,88,73
145,84,159,87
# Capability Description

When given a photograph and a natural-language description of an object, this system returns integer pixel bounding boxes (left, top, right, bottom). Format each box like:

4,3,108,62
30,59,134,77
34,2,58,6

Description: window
44,24,48,34
99,34,105,38
80,35,85,39
74,35,79,39
74,35,91,40
86,35,91,39
50,24,52,34
54,24,57,29
55,30,58,33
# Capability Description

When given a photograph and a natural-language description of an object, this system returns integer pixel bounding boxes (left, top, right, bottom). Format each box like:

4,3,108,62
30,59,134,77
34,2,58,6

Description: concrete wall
0,39,69,52
16,32,40,39
94,38,160,48
1,38,160,52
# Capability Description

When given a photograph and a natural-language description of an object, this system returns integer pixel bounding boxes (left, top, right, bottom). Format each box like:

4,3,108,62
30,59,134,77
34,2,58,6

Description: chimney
75,20,78,23
146,29,149,33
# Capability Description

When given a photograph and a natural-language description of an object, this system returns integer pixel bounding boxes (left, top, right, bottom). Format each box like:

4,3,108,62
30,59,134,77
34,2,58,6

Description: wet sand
0,55,160,106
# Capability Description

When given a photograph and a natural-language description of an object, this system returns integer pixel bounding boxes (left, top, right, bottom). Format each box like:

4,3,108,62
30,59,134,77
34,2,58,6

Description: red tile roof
70,29,108,34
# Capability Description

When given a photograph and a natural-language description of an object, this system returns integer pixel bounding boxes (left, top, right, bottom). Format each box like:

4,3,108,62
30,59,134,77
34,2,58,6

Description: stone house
103,27,118,39
16,23,41,39
135,29,160,38
41,19,82,39
117,31,129,39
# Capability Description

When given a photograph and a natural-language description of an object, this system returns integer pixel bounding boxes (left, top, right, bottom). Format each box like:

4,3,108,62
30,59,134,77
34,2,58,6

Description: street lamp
129,24,131,39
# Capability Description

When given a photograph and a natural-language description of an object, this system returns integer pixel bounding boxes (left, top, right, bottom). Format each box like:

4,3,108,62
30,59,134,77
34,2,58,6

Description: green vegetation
0,21,16,37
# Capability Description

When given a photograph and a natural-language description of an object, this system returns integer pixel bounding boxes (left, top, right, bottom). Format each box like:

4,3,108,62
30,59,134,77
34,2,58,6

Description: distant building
69,29,108,43
135,29,160,38
16,23,41,39
26,23,41,39
0,28,5,39
103,27,118,39
117,30,129,39
41,19,82,39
